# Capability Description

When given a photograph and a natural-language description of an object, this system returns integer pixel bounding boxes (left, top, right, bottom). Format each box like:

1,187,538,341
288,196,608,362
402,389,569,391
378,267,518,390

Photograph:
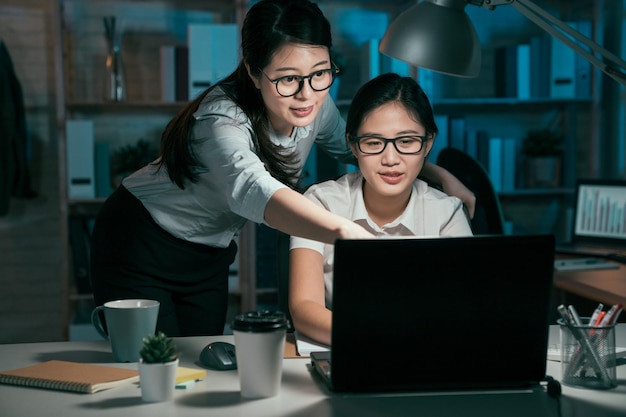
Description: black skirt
90,185,237,336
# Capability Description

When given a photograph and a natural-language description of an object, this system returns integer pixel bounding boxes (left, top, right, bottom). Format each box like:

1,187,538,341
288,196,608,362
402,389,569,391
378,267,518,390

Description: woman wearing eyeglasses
91,0,474,337
289,73,473,345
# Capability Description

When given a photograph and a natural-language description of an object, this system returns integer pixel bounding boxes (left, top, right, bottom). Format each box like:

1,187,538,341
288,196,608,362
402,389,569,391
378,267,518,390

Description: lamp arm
474,0,626,86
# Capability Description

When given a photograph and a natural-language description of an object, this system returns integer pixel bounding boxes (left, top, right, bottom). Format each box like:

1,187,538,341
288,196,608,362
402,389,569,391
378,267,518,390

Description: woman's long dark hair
345,73,438,143
157,0,333,190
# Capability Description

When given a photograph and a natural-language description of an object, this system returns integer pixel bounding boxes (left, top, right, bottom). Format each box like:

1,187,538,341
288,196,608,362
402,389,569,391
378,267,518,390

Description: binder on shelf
550,22,576,98
188,24,238,100
160,45,189,102
448,116,466,150
516,44,531,100
494,45,517,98
360,38,381,84
464,129,478,160
418,67,441,99
574,19,592,98
66,120,95,199
488,137,503,192
530,35,551,98
501,137,517,192
495,44,530,99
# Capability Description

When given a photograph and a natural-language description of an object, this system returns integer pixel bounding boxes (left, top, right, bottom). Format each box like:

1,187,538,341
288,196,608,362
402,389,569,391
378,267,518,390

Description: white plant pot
138,358,178,402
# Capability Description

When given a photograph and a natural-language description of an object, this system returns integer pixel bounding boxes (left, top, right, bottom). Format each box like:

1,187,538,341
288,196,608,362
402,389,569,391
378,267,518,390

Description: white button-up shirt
123,88,354,247
290,171,473,308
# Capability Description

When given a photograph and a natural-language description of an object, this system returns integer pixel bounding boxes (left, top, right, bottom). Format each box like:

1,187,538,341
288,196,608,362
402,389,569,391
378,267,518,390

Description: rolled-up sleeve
192,114,287,225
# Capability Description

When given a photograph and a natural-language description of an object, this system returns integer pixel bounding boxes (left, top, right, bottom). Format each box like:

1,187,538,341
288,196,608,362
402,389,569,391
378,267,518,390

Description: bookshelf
52,0,248,338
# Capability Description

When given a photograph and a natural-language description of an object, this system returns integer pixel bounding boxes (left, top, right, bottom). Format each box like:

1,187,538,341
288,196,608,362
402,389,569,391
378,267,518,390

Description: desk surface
1,326,625,417
554,257,626,306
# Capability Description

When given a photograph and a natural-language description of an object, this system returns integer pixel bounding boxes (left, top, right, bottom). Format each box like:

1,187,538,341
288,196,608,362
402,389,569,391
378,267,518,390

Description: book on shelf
530,35,551,99
549,22,576,98
494,44,530,99
488,137,503,192
66,120,95,199
487,137,518,193
448,116,466,150
574,19,592,98
160,45,189,102
0,360,139,394
501,137,518,192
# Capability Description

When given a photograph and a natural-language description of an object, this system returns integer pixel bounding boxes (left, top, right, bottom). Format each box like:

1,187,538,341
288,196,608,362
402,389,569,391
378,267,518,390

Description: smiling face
248,43,333,136
351,101,433,207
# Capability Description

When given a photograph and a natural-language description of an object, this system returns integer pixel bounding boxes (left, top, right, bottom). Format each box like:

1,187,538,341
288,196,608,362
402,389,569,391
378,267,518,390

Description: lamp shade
379,0,481,77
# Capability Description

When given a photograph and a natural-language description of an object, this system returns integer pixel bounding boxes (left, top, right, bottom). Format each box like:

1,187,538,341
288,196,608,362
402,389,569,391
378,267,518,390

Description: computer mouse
199,341,237,370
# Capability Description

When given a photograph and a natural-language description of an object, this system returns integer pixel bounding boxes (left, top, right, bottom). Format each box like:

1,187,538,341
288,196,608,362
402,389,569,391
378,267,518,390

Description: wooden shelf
66,101,187,113
498,187,575,198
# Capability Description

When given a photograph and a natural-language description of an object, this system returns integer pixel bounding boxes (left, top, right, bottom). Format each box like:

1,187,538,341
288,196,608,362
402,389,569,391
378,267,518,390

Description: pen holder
558,317,617,390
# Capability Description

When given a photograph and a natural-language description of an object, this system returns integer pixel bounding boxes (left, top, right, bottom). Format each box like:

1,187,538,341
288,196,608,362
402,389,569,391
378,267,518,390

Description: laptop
310,234,556,393
556,178,626,262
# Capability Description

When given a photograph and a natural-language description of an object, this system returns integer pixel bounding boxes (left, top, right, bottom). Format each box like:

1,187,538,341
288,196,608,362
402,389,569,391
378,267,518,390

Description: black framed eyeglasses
353,135,427,155
259,67,339,97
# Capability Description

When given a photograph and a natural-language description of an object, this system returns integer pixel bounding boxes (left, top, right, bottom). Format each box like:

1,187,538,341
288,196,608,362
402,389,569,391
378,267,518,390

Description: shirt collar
351,175,423,236
269,124,312,148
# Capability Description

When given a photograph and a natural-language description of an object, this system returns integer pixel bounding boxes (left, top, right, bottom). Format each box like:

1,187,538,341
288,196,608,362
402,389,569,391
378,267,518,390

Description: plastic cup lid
231,310,288,332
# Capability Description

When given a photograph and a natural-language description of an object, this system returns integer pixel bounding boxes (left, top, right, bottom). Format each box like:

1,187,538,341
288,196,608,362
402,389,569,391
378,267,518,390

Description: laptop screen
328,235,556,393
573,179,626,243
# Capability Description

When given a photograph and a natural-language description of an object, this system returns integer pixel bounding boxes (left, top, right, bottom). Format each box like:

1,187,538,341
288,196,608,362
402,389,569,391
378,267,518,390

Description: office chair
436,147,506,235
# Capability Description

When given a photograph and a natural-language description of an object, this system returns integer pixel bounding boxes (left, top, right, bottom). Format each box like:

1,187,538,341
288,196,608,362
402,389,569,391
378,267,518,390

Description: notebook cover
0,360,139,394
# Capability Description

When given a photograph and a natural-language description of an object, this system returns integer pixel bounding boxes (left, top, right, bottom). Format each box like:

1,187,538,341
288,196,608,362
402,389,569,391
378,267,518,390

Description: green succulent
139,331,180,364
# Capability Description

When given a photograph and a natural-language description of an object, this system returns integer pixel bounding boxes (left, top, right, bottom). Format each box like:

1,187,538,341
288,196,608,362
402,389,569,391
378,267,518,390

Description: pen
606,304,623,325
568,305,582,325
589,303,604,327
599,304,620,327
594,311,606,327
589,304,605,337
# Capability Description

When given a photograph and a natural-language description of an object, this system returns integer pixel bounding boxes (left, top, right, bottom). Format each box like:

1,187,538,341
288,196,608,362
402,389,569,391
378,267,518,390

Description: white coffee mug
91,299,160,362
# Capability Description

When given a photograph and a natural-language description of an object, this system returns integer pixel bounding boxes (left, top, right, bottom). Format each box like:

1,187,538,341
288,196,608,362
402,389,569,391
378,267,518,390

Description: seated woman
288,73,473,345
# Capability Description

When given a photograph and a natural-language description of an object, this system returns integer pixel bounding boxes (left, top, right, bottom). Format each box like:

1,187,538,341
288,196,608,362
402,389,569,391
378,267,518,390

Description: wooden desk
554,258,626,306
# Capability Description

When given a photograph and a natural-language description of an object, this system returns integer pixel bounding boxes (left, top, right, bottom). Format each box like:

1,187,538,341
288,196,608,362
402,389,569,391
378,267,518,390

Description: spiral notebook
0,360,139,394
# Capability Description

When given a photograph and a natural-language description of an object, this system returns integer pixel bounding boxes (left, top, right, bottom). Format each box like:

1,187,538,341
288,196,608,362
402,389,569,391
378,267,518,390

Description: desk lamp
379,0,626,85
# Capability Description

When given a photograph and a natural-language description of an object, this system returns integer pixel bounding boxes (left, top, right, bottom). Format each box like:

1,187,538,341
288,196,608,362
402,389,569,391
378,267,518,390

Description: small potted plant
522,129,564,187
110,138,158,187
138,331,180,402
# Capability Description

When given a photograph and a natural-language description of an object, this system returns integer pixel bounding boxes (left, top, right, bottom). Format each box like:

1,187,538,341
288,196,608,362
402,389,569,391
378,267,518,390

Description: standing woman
91,0,474,336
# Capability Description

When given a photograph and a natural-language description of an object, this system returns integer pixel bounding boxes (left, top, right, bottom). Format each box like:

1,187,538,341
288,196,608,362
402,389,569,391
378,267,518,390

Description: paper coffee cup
232,310,288,398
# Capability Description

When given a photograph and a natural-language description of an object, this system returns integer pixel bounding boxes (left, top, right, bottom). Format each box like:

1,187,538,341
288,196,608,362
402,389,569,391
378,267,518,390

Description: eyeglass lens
357,136,425,154
275,70,335,97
